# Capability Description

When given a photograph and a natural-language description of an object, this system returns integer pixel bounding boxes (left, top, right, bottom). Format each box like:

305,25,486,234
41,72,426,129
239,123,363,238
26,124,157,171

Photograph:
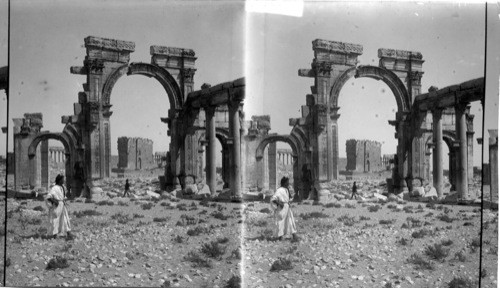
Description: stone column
396,116,409,192
432,108,444,198
449,149,457,191
41,140,49,189
455,103,469,200
489,130,498,205
268,142,277,191
229,102,242,197
205,106,216,195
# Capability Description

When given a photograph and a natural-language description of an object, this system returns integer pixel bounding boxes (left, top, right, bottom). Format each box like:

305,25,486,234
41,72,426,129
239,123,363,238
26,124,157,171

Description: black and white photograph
1,1,499,287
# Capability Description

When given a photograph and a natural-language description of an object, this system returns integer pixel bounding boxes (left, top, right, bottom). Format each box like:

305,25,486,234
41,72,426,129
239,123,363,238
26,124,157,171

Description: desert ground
2,174,498,288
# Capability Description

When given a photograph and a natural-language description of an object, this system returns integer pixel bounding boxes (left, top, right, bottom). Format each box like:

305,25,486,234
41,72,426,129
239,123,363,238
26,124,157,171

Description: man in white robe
45,174,72,239
270,177,299,241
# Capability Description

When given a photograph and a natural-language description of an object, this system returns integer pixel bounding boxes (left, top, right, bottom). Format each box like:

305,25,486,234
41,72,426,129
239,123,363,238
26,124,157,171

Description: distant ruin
345,139,382,172
117,137,154,170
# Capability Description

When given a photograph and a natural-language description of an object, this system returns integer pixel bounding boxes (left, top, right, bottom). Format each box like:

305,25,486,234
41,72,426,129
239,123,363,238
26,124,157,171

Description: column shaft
205,106,217,195
432,109,443,198
456,104,469,199
230,103,241,197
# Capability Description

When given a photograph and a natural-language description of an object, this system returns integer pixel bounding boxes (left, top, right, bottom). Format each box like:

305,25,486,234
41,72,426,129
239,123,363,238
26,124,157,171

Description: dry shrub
46,256,69,270
270,257,293,272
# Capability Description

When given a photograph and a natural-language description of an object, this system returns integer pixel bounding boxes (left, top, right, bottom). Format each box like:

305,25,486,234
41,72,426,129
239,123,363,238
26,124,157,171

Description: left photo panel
0,0,7,286
6,0,245,287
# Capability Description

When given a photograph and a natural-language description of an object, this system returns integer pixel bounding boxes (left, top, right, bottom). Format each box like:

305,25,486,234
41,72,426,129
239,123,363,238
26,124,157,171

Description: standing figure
270,177,299,241
351,181,359,199
123,179,131,197
45,174,72,239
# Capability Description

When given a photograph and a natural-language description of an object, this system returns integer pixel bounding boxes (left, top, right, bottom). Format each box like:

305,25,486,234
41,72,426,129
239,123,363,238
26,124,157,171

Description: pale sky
246,2,490,167
4,1,499,169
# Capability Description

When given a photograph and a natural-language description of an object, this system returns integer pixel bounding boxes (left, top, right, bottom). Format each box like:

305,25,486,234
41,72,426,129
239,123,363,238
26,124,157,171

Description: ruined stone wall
243,115,271,192
117,137,154,170
346,139,382,172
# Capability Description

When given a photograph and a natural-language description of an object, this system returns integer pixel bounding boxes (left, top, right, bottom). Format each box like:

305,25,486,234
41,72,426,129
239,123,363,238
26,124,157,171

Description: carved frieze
150,45,196,57
378,48,423,60
85,36,135,52
312,39,363,55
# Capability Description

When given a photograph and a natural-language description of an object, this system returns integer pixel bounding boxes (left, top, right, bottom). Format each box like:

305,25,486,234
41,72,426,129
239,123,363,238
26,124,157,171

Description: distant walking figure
351,181,359,199
123,179,131,197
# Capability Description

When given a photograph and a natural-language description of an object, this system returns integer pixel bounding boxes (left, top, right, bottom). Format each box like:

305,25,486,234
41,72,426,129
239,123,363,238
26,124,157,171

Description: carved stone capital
311,60,333,77
182,68,196,83
84,58,105,74
409,71,424,86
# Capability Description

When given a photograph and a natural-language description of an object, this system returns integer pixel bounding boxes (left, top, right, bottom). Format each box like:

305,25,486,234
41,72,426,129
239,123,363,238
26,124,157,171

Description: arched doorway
91,62,182,182
255,134,302,197
28,133,75,195
329,65,411,187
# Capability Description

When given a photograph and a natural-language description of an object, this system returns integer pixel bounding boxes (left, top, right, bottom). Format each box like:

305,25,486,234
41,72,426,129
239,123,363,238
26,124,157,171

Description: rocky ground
2,175,498,288
6,177,242,287
242,181,498,288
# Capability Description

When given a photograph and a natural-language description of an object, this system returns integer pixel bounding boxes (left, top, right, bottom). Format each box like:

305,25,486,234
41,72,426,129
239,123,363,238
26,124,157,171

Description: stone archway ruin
11,36,484,203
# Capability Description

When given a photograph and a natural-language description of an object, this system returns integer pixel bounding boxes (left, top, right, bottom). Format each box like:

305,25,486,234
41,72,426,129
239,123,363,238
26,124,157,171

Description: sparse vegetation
46,256,70,270
212,211,229,220
446,277,475,288
407,253,434,270
141,202,154,210
73,210,103,218
437,214,455,223
258,228,274,241
368,205,380,212
301,212,329,220
338,214,357,227
224,274,241,288
424,243,449,260
185,251,212,268
111,212,132,224
201,241,227,259
379,219,396,225
153,217,170,223
259,208,272,214
270,257,293,272
412,228,433,239
187,226,209,236
454,251,467,262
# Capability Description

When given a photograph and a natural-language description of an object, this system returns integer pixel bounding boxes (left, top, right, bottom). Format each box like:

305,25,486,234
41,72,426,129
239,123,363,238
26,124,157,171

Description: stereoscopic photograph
1,1,499,288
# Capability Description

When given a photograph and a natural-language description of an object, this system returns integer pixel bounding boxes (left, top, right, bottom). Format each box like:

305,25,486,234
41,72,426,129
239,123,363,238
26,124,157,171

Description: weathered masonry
346,139,382,172
12,37,483,204
117,137,154,170
12,36,245,199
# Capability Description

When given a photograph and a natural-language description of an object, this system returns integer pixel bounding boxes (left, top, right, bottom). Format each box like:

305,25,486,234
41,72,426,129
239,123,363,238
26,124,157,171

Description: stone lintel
150,45,196,58
312,39,363,55
70,66,87,75
85,36,135,52
298,69,314,77
378,48,423,60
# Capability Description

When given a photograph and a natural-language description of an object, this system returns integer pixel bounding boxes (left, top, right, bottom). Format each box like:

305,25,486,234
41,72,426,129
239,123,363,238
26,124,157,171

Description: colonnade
431,103,470,199
203,102,242,196
49,147,66,163
277,149,294,165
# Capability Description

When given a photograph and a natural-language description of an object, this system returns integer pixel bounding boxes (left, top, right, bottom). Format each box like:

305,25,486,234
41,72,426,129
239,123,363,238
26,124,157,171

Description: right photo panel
243,2,490,287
